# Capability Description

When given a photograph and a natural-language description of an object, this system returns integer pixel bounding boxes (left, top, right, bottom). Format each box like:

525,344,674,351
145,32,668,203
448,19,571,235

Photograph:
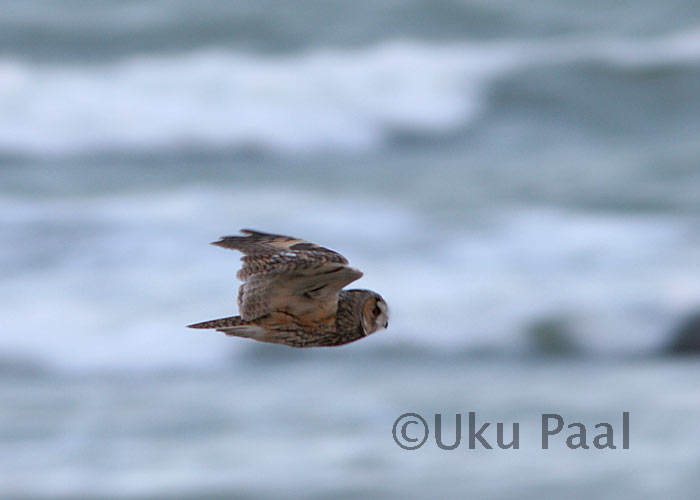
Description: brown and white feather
188,229,388,347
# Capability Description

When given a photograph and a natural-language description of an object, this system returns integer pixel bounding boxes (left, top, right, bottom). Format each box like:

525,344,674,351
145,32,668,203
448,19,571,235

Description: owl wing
213,229,363,322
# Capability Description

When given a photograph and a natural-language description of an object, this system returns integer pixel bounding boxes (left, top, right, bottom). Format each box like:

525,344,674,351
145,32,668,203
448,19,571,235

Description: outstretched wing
213,229,363,321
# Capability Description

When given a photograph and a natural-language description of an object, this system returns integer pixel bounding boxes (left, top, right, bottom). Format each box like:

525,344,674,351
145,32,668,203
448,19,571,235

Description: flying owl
188,229,389,347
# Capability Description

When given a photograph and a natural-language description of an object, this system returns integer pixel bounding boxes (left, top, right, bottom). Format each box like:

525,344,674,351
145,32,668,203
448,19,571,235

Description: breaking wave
1,28,699,155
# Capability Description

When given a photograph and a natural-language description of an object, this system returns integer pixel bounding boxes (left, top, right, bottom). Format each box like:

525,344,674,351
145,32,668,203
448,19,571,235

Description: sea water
1,1,699,498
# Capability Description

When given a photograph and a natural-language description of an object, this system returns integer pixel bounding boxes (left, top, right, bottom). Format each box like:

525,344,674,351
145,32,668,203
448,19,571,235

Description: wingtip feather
211,229,266,248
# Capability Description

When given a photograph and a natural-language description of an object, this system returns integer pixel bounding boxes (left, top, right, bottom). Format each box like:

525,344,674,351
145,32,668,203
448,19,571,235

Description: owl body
188,230,389,347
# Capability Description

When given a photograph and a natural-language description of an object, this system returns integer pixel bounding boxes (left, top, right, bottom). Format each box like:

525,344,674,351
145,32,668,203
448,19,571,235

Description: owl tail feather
188,316,267,340
187,315,248,329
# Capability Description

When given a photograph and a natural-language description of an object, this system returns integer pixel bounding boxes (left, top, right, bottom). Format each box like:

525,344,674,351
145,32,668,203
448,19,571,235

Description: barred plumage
188,229,389,347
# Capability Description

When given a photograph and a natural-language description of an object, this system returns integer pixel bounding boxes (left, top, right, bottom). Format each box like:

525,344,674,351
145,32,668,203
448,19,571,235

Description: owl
188,229,389,347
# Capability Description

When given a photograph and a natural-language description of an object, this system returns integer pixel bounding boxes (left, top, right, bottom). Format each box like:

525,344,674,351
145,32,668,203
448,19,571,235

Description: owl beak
383,320,389,329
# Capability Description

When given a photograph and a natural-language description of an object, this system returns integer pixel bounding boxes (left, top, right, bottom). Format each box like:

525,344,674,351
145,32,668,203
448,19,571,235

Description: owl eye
372,303,381,316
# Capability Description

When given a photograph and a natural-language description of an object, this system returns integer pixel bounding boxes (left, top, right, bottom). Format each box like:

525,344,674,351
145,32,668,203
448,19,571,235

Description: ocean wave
1,28,699,156
1,186,699,372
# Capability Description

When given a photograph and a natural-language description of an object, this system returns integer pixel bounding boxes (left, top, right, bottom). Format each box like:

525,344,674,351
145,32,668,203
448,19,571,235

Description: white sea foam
1,28,699,155
1,187,699,372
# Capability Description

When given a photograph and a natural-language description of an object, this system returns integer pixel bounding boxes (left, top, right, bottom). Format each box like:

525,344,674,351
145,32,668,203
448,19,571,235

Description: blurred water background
1,1,699,498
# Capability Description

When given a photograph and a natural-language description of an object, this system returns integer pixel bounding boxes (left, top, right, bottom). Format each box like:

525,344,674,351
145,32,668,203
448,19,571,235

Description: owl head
358,290,389,335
